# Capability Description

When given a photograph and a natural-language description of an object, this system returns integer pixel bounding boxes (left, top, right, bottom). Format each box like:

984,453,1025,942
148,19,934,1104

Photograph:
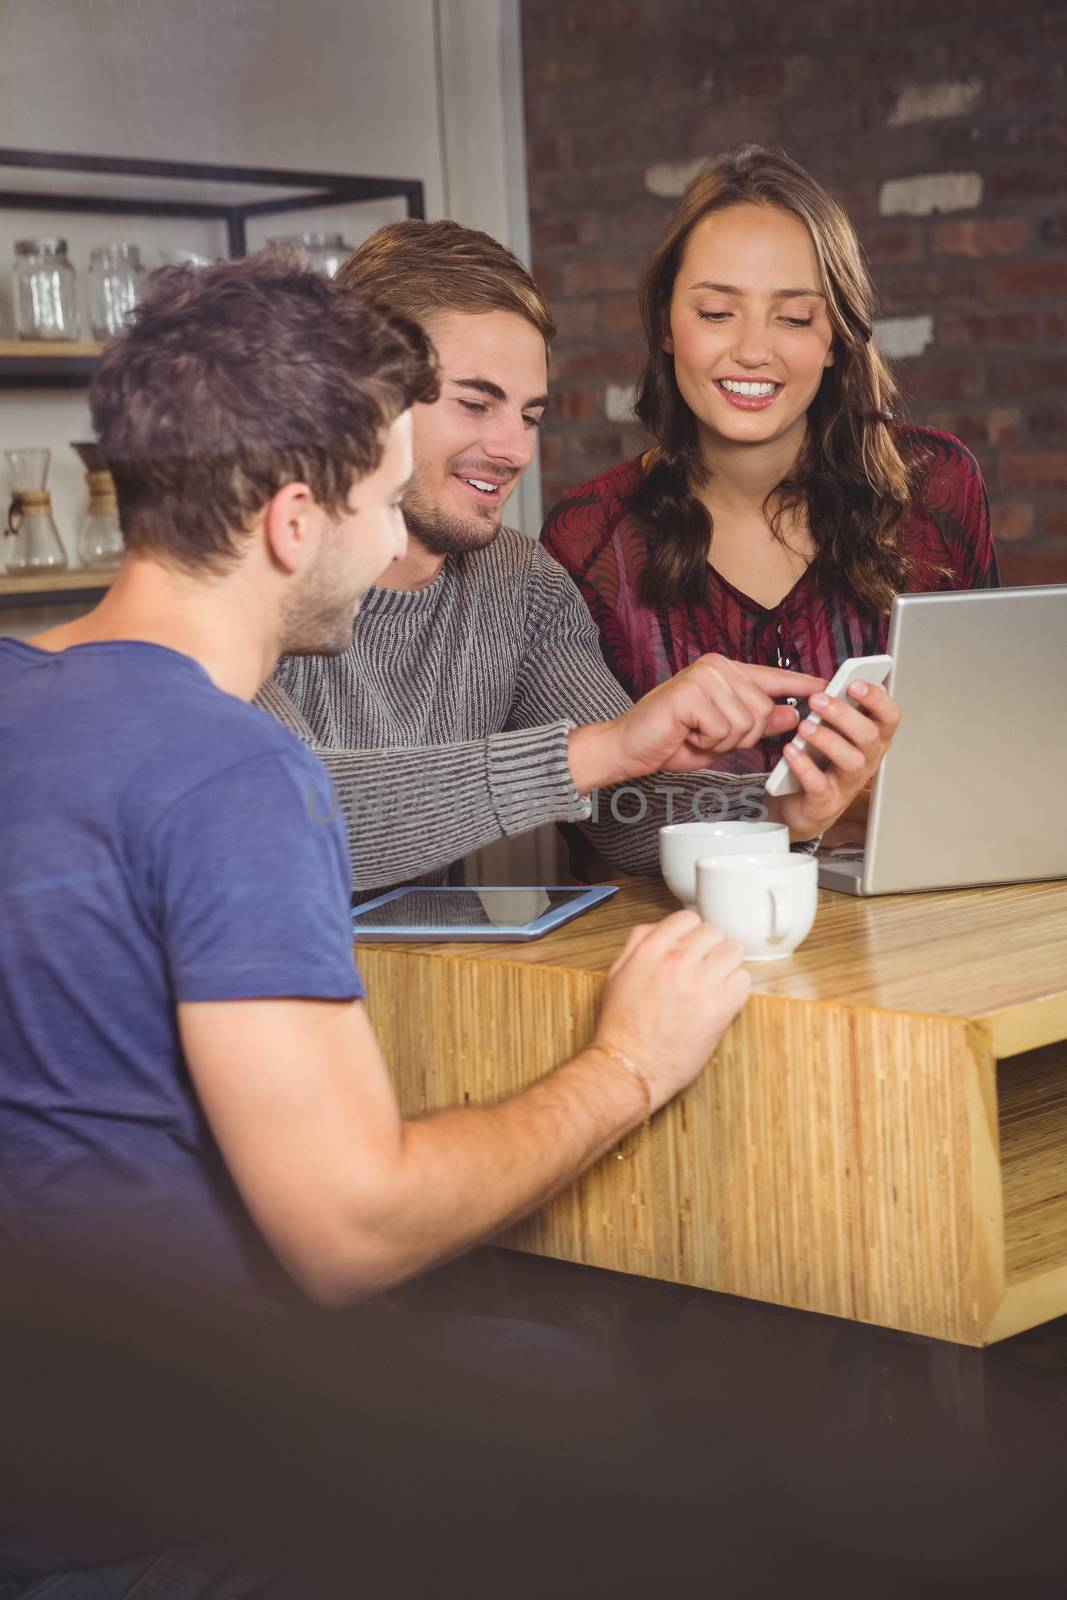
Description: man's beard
401,476,512,558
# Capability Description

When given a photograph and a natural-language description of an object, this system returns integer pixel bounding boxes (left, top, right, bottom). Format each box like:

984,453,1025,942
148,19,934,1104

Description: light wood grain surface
364,877,1067,1054
0,339,103,358
360,874,1067,1345
0,570,117,597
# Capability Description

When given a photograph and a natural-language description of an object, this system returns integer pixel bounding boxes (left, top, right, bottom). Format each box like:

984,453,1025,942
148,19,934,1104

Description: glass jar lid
14,237,69,257
89,243,144,266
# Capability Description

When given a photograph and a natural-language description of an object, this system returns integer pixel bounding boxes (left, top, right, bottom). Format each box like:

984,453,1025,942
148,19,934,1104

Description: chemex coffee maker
3,448,67,575
70,440,124,570
4,443,124,575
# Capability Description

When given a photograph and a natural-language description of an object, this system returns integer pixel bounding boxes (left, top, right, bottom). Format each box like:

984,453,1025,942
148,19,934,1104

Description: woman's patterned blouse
541,426,998,775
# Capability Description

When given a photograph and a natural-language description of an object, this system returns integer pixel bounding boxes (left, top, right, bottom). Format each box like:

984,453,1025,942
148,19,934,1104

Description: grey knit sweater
255,529,764,893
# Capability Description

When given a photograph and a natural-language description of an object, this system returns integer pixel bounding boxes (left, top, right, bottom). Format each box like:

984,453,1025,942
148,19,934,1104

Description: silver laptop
818,586,1067,896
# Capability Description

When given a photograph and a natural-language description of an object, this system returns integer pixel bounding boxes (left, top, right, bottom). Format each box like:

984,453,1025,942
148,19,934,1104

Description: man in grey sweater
258,222,899,893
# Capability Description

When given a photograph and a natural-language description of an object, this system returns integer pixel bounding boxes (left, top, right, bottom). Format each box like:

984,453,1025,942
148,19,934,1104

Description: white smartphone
763,653,894,799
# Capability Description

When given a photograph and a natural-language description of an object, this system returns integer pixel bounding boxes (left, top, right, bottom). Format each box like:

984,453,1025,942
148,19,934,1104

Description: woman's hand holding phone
762,668,902,844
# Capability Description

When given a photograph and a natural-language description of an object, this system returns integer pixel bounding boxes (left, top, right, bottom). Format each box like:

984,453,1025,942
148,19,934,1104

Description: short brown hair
90,250,439,573
337,219,556,344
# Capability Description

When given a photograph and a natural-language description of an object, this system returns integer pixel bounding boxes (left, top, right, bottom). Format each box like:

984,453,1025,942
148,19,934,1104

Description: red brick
537,432,562,477
998,547,1067,586
541,474,567,513
938,311,1037,347
927,408,1022,449
533,261,562,301
986,261,1067,301
860,224,925,264
550,298,599,339
996,71,1060,106
523,0,645,35
598,294,643,334
573,425,641,463
828,180,879,224
561,259,637,296
988,356,1067,393
1043,507,1067,540
1040,212,1067,248
554,387,601,422
1029,405,1067,444
533,215,582,249
932,218,1028,257
989,167,1067,203
529,169,641,216
554,343,642,383
733,59,786,98
528,135,567,173
1044,311,1067,342
784,53,817,95
991,500,1035,542
876,263,980,314
999,453,1067,492
898,360,983,403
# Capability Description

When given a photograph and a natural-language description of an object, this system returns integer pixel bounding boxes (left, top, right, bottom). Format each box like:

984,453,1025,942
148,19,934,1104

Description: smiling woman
541,144,999,778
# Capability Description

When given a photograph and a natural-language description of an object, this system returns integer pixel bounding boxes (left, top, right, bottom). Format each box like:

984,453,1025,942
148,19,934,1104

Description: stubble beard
400,477,512,558
278,553,361,659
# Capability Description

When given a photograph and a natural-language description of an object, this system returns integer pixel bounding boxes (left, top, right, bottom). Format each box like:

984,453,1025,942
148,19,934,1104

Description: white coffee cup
696,851,818,961
660,820,789,906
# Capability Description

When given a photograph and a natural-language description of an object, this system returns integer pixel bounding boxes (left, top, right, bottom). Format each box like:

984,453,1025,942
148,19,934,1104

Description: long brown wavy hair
631,144,923,613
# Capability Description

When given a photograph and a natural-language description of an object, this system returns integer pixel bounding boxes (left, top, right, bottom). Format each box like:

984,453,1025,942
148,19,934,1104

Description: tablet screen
354,887,588,931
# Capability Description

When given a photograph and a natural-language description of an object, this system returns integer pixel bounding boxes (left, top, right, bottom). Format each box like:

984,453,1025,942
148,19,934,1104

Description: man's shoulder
467,524,591,607
139,673,323,810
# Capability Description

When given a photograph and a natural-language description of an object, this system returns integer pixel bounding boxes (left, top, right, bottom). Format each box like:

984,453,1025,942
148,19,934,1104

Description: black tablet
351,884,618,942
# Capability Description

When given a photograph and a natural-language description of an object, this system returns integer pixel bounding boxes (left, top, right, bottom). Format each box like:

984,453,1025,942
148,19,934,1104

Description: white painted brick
605,384,637,423
879,171,983,217
645,157,707,198
887,77,982,126
873,314,934,360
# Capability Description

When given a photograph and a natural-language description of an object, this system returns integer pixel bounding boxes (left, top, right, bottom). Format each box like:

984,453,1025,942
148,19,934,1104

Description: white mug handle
768,884,793,945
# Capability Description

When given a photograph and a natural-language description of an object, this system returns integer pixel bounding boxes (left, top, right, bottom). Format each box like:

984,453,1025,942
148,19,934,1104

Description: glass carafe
4,448,68,575
72,440,124,569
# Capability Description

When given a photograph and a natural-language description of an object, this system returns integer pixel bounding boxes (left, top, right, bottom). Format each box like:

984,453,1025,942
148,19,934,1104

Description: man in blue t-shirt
0,253,752,1593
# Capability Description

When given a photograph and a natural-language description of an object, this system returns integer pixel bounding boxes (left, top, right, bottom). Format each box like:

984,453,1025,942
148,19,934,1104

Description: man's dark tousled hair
89,250,439,573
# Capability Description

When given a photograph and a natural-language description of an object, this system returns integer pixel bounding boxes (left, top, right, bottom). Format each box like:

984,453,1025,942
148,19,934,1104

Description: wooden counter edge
981,993,1067,1060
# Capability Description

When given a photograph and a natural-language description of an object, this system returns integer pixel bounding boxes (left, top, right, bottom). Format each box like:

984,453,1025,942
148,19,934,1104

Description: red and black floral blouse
541,425,998,775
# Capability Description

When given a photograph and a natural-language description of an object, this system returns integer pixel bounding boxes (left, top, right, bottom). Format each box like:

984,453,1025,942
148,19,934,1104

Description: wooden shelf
0,340,105,358
1000,1041,1067,1284
0,339,104,387
0,568,117,608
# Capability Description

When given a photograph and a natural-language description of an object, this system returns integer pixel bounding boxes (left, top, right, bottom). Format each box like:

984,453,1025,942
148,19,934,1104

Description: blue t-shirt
0,637,363,1299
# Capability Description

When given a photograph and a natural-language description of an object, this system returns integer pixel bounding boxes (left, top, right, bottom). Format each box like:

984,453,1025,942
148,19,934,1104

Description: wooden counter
359,877,1067,1346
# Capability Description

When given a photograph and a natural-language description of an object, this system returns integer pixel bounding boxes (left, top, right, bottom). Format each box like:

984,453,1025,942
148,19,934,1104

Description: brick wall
521,0,1067,584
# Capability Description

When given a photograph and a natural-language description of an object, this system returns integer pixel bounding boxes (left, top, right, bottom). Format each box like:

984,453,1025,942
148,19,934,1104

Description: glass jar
87,243,146,339
71,441,124,570
13,238,80,341
268,231,353,278
4,448,68,575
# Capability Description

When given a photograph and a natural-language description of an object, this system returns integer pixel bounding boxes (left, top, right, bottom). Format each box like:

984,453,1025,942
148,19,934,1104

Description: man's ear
264,483,316,574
